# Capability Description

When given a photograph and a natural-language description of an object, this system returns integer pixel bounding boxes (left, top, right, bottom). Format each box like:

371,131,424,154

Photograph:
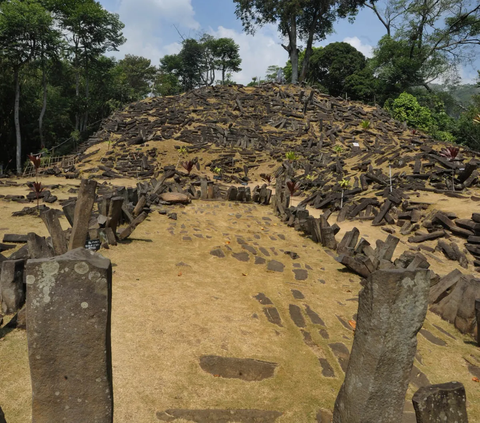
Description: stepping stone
262,217,272,221
291,289,304,300
293,269,308,280
410,365,430,389
193,234,203,238
199,355,278,381
259,247,270,257
254,293,273,305
289,304,306,328
277,234,285,240
285,251,299,259
267,260,284,272
466,360,480,379
210,248,225,258
328,343,350,373
336,315,353,331
432,324,456,340
319,358,335,378
270,247,278,256
182,236,192,241
233,252,249,262
156,409,283,422
304,305,325,325
263,307,283,327
242,245,257,255
305,264,313,270
419,329,447,346
318,279,326,284
255,256,266,265
293,263,301,268
254,234,260,239
319,329,330,339
237,238,246,245
269,236,277,241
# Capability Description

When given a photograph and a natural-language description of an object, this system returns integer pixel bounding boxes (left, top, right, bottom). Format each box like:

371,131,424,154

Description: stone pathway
1,199,480,422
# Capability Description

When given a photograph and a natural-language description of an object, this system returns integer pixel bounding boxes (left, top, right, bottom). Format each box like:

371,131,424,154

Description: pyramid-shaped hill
78,83,480,191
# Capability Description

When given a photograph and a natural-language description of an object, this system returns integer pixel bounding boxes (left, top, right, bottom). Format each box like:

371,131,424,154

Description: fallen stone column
412,382,468,422
26,248,113,423
333,269,430,423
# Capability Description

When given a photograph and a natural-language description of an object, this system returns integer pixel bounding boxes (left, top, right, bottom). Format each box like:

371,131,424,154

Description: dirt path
1,194,480,422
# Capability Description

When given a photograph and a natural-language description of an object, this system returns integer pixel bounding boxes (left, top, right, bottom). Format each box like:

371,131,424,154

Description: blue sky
99,0,479,85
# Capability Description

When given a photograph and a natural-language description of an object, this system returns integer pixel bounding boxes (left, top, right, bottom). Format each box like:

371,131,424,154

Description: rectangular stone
26,248,113,423
41,209,67,255
69,179,97,250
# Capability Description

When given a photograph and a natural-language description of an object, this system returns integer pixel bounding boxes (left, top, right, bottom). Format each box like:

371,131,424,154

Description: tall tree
55,0,125,132
233,0,367,84
116,54,157,100
368,0,480,92
212,38,241,85
0,0,54,173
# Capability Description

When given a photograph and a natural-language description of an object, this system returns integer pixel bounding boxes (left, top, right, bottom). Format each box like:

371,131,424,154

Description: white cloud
208,25,287,85
110,0,199,63
343,36,374,58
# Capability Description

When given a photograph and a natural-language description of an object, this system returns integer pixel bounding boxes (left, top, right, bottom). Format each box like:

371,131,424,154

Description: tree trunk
75,68,80,132
39,60,47,149
14,68,22,175
299,10,319,83
284,15,299,84
222,67,225,85
83,56,89,132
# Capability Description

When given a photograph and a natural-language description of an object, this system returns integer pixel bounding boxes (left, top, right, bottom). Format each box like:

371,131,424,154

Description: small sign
85,239,101,251
352,142,360,147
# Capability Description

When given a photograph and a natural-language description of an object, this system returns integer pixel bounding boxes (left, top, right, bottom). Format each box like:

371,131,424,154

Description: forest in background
1,0,479,174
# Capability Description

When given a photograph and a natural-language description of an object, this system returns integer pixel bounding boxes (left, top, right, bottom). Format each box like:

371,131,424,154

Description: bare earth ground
1,177,480,422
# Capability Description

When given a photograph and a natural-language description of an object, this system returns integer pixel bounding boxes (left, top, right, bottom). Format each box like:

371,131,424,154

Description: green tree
387,92,433,131
116,54,157,100
308,42,366,97
368,0,480,93
233,0,367,84
55,0,125,132
212,38,241,85
0,0,54,173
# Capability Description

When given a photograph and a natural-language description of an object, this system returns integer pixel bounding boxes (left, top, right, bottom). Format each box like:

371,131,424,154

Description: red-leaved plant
261,174,273,185
439,146,460,161
31,182,44,210
286,180,300,196
181,161,195,175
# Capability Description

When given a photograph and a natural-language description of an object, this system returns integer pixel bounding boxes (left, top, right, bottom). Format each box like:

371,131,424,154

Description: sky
99,0,479,86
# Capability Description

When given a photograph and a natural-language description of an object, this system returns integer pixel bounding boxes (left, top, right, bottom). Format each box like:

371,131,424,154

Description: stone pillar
333,269,430,423
0,406,6,423
26,248,113,423
0,260,25,314
412,382,468,423
69,179,97,250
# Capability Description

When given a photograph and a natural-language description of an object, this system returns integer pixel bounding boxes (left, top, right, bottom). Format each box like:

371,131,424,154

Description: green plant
339,178,350,189
334,145,343,154
285,151,298,161
305,174,316,181
178,146,187,155
214,167,222,175
361,120,371,129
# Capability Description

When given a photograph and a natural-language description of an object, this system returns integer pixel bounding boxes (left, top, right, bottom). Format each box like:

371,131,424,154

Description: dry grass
0,187,480,422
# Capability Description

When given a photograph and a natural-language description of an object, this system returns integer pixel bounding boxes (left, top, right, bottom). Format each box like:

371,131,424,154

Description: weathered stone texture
0,259,25,314
412,382,468,423
26,248,112,423
333,269,430,423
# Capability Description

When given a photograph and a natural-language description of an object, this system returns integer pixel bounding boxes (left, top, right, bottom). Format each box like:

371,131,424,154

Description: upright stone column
412,382,468,423
26,248,113,423
0,260,25,314
333,269,430,423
